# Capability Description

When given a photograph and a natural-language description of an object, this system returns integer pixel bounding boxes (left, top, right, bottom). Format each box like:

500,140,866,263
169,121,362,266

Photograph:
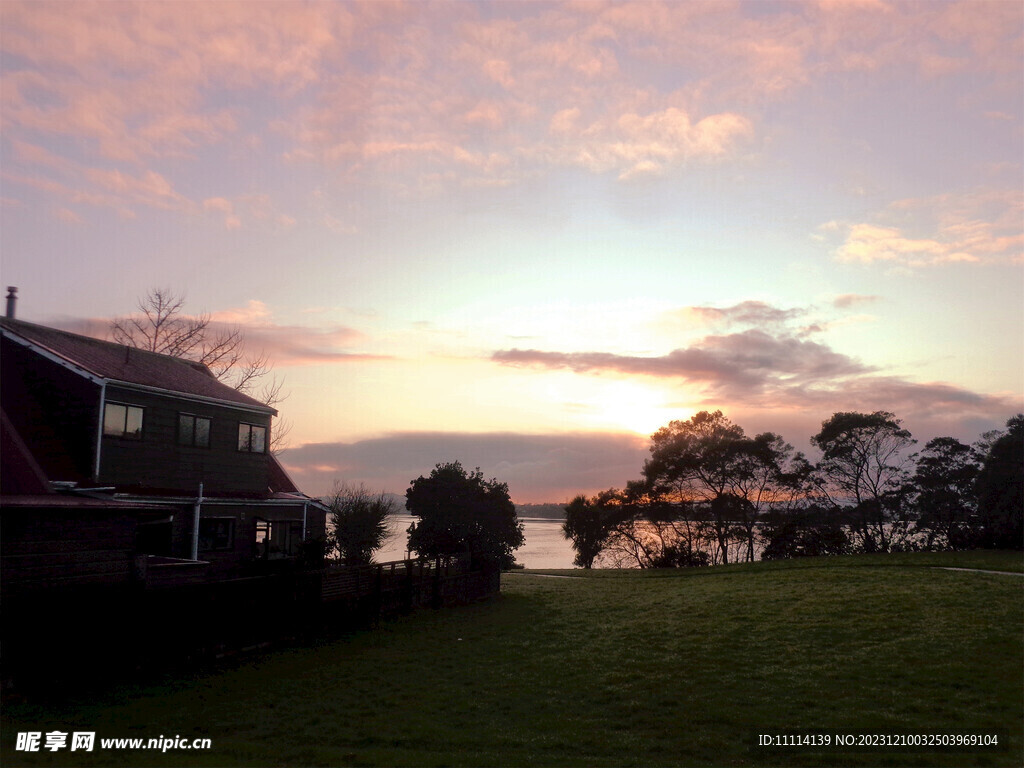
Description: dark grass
2,551,1021,767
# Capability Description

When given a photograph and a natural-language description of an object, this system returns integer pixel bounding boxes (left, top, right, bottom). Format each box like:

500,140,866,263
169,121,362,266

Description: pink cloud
677,301,806,329
52,302,387,369
199,302,384,367
828,188,1024,268
492,298,1019,428
541,106,754,179
4,1,1020,207
494,328,871,400
832,293,880,309
240,325,390,367
54,208,83,224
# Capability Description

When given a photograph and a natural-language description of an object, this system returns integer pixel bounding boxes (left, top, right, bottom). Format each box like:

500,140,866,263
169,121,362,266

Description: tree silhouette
909,437,981,550
405,461,524,569
975,414,1023,550
563,493,618,568
325,483,396,566
641,411,797,564
811,411,915,552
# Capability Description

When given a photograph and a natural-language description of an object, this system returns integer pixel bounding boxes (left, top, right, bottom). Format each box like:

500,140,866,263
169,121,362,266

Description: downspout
190,482,204,560
302,501,308,541
93,381,106,481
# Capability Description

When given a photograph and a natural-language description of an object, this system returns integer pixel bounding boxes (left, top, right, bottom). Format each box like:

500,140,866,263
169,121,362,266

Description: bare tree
111,288,290,451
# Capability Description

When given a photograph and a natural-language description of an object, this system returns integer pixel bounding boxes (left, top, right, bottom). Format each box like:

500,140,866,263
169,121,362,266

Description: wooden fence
316,554,493,612
2,555,501,688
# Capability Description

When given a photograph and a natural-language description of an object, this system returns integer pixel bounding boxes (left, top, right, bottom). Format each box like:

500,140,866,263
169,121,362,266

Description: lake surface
376,515,576,569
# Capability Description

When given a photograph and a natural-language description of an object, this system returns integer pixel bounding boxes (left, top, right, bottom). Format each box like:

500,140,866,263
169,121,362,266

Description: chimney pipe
5,287,17,319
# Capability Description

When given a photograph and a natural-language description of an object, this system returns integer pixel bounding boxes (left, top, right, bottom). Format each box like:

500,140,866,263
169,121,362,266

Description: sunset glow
2,0,1021,502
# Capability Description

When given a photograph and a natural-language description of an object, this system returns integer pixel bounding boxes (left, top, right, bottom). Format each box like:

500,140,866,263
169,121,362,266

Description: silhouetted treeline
563,411,1023,567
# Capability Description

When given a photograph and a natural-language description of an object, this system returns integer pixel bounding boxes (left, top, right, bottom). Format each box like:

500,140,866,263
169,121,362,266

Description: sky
2,0,1022,503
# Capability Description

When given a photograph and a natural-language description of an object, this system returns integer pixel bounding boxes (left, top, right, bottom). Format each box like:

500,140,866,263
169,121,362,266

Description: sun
587,380,681,435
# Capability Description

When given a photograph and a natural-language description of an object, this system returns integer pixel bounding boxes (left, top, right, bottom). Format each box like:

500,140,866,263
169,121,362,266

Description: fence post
373,564,382,614
404,558,414,611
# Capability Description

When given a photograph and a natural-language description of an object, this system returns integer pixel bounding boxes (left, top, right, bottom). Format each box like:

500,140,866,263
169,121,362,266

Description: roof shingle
0,318,273,413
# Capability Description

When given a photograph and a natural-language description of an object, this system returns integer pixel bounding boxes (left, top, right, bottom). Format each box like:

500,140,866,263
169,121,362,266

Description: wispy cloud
239,324,391,367
4,1,1020,200
832,293,880,309
492,298,1019,422
825,189,1024,268
53,301,390,368
201,301,389,367
674,301,807,330
542,107,754,180
1,2,336,160
494,330,870,399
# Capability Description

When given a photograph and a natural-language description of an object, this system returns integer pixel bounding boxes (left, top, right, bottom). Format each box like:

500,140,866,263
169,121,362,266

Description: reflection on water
375,515,576,570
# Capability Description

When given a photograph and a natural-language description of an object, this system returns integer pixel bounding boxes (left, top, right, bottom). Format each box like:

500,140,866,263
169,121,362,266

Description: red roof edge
268,454,300,494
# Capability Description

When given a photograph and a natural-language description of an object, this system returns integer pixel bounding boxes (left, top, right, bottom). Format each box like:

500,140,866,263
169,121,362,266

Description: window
255,519,302,559
103,402,144,439
238,422,267,453
178,413,211,447
198,518,234,551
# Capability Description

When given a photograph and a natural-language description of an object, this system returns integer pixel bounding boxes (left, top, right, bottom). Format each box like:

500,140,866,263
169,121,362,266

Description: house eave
111,493,309,507
0,326,105,386
105,379,277,416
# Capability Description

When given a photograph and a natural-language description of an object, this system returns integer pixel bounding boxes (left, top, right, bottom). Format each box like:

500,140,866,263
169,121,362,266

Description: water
375,515,576,569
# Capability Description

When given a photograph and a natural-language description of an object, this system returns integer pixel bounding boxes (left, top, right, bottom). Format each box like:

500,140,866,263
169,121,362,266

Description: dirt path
504,572,576,579
933,566,1024,577
506,566,1024,579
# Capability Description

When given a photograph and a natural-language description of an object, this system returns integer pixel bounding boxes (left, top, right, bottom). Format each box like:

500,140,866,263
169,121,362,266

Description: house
0,298,326,594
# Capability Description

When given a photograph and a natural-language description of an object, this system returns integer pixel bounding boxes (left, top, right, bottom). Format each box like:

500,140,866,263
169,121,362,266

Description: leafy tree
731,432,805,562
325,483,397,566
909,437,981,550
642,411,748,563
585,484,695,569
642,411,797,564
563,494,614,568
405,461,524,569
811,411,916,552
975,415,1023,550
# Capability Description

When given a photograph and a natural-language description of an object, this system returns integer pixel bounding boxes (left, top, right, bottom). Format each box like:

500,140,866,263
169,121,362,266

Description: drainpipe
190,482,203,560
302,501,308,541
94,381,106,481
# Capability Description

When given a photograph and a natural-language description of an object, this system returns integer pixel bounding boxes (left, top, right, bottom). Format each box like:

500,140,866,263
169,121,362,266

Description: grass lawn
2,551,1021,767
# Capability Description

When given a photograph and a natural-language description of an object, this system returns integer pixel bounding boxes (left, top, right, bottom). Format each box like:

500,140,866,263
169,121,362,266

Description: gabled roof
268,454,300,495
0,409,165,510
0,318,274,414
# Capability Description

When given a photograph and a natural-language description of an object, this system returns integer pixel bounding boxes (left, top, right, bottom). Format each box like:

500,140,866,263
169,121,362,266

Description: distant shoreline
514,503,566,520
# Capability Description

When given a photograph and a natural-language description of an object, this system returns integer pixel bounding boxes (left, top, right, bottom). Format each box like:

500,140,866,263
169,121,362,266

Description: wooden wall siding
0,509,137,592
1,337,99,482
2,502,318,595
143,558,211,588
100,385,272,494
